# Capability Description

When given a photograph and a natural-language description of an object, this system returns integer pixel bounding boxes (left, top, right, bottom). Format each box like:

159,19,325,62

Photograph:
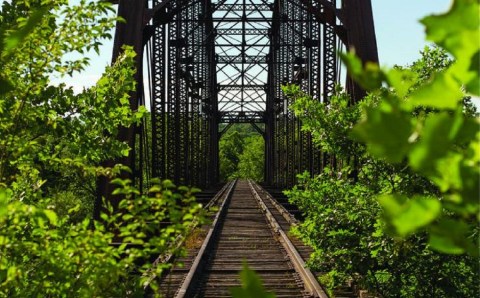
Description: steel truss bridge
98,0,378,199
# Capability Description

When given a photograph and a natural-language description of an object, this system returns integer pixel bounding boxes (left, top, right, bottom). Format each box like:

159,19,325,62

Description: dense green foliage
219,124,264,181
0,1,203,296
237,135,264,181
344,0,479,254
285,1,479,296
0,0,141,214
0,181,202,296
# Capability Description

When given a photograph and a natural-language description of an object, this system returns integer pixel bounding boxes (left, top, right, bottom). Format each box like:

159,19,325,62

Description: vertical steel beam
151,0,166,181
268,0,324,188
322,0,336,103
95,0,146,220
150,0,217,189
342,0,379,102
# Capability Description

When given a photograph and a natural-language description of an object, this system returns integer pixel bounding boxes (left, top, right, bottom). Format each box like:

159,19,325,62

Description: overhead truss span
99,0,378,201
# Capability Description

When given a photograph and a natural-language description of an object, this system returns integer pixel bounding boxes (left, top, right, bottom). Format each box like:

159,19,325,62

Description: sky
1,0,455,91
371,0,452,67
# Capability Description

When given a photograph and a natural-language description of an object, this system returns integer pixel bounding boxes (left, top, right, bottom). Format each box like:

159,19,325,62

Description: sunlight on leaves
378,195,441,237
351,102,412,163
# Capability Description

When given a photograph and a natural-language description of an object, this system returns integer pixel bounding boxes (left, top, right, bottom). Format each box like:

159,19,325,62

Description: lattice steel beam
215,3,272,10
217,28,270,35
150,0,218,188
96,0,147,219
104,0,378,194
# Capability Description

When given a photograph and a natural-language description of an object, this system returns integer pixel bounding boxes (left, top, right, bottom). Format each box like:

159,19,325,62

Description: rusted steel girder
95,0,147,220
299,0,379,102
343,0,379,102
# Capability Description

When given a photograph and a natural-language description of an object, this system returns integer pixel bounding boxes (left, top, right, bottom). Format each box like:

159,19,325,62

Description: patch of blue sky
372,0,452,67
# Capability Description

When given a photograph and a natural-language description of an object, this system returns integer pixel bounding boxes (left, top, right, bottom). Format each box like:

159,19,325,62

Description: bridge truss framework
100,0,378,197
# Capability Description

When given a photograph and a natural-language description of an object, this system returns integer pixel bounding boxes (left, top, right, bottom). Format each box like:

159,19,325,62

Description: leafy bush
0,1,205,296
284,0,479,296
344,0,479,255
0,179,203,297
0,0,146,211
220,130,246,180
237,135,264,181
219,124,264,181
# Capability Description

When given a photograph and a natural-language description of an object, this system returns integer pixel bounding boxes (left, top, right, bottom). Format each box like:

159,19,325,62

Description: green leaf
421,0,479,60
378,195,442,237
3,8,48,58
121,147,130,156
421,0,480,98
428,219,478,256
409,112,457,172
0,188,9,218
406,72,463,109
0,188,7,204
466,50,480,96
122,214,133,221
429,233,465,254
340,52,385,91
430,153,463,193
386,68,418,98
7,266,18,281
351,102,413,163
43,210,58,226
230,262,276,298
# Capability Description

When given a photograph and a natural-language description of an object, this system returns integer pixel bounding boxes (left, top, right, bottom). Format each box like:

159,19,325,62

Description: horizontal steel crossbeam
217,55,267,64
218,84,266,91
216,28,269,35
215,4,272,11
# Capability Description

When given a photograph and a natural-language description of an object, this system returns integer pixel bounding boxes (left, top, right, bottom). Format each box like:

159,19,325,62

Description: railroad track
155,179,329,298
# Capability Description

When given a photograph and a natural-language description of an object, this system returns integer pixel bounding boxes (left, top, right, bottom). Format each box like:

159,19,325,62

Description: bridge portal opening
214,1,269,183
218,123,265,182
140,0,378,189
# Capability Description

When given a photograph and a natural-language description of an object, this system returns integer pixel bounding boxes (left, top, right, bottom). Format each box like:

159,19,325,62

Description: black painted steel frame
265,0,337,186
150,0,218,188
99,0,379,203
214,1,271,124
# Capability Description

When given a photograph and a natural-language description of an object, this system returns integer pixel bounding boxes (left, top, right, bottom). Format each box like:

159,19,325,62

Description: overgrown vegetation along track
158,179,328,298
152,181,236,297
254,184,357,298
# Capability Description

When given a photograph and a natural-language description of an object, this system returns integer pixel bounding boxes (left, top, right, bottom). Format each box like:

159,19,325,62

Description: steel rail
248,180,329,298
251,182,299,226
171,179,328,297
143,180,235,289
204,180,235,210
175,179,237,298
